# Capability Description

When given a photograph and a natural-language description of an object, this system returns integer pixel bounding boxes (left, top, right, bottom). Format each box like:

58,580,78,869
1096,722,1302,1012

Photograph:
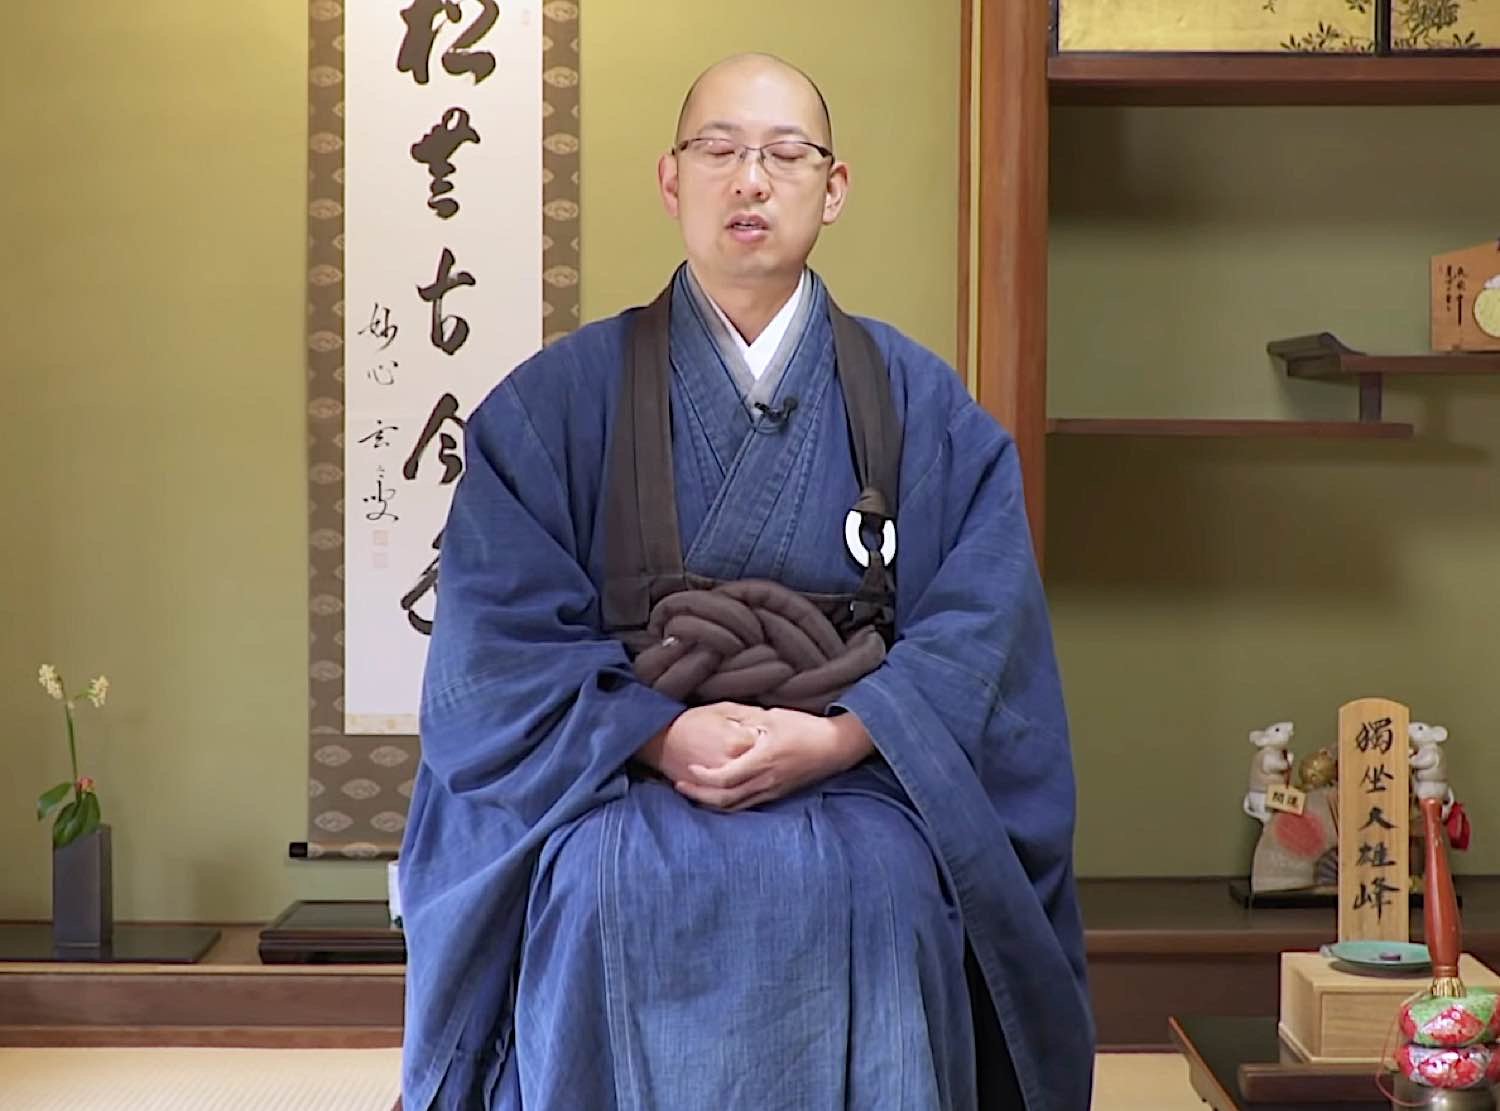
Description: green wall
1047,105,1500,876
579,6,959,349
8,4,1483,924
0,2,957,921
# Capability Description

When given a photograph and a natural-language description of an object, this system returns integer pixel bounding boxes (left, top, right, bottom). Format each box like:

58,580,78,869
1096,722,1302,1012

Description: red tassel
1446,802,1471,852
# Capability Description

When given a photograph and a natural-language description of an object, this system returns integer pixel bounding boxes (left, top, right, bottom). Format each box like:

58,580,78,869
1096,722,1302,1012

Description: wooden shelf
1050,339,1500,437
1269,332,1500,378
0,924,403,1048
1050,53,1500,106
1267,331,1500,423
1047,418,1414,439
17,881,1500,1054
1080,876,1500,1050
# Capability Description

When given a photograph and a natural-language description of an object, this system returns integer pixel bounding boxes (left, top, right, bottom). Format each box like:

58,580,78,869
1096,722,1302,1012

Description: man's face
659,61,848,290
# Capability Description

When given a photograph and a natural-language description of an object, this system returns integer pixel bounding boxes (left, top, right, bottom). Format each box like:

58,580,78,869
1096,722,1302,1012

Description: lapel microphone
754,396,799,427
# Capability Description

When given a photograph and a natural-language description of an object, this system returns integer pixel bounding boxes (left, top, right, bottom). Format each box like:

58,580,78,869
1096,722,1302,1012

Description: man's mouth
727,214,769,232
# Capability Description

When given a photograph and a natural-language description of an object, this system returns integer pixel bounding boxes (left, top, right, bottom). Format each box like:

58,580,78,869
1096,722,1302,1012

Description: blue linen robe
397,268,1094,1110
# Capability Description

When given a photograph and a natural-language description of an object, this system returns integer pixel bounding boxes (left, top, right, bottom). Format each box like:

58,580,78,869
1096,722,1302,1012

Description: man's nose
731,151,771,199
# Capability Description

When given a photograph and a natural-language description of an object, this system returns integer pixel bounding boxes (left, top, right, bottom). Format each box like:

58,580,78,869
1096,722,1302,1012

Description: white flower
86,676,109,709
38,665,63,701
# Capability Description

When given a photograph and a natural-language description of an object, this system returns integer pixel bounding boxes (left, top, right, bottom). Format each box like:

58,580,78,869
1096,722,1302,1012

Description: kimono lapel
668,267,838,582
680,264,813,412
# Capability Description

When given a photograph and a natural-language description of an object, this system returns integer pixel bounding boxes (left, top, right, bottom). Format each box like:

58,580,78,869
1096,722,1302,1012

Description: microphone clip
753,396,799,428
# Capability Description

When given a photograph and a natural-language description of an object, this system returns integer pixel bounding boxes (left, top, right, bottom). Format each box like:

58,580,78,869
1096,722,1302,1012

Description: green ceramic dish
1321,940,1432,971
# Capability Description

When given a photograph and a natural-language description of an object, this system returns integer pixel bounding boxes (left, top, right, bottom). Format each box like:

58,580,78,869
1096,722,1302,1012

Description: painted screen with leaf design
1055,0,1500,53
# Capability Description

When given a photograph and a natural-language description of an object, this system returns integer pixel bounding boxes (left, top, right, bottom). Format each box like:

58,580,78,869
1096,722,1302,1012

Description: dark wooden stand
258,900,405,964
1170,1015,1393,1110
0,924,219,964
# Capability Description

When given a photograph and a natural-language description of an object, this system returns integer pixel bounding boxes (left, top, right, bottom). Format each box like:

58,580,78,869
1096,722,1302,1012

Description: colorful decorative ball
1400,989,1500,1049
1397,1043,1500,1090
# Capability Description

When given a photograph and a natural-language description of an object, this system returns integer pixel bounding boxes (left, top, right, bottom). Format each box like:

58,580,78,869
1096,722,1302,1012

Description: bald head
675,53,833,150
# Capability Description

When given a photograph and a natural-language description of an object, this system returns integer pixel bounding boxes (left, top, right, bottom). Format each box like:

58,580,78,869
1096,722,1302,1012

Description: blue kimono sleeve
398,374,684,1109
417,378,684,810
832,398,1094,1111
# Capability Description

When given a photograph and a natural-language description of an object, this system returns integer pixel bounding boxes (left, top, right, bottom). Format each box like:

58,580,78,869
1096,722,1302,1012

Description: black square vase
52,823,113,950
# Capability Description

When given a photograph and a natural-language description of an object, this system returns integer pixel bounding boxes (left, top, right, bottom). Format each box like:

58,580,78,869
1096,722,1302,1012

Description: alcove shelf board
1269,332,1500,378
1269,332,1500,424
1047,418,1414,439
1049,53,1500,107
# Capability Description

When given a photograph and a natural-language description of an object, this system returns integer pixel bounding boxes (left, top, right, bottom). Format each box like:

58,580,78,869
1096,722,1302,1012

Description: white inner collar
702,269,809,381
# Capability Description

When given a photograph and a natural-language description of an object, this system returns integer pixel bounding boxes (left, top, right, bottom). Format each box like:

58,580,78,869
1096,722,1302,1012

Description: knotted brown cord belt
602,273,902,713
630,578,889,713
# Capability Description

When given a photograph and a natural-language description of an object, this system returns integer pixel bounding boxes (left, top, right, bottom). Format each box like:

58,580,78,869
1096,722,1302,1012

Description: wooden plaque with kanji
1432,240,1500,352
1337,698,1411,942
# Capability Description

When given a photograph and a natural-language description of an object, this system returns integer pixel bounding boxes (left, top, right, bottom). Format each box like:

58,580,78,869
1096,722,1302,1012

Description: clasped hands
635,702,875,812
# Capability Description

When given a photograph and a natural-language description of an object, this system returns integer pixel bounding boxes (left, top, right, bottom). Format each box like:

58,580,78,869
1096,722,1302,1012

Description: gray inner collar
681,266,815,412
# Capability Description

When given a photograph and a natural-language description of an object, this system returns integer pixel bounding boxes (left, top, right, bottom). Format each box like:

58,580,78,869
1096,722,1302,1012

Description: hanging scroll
302,0,581,858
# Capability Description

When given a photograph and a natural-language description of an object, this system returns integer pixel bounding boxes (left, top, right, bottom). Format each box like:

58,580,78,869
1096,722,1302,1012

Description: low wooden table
1169,1015,1392,1110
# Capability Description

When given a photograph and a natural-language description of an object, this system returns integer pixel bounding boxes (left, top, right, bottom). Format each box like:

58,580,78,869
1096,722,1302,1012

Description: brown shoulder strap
829,298,901,525
828,298,901,639
601,284,684,632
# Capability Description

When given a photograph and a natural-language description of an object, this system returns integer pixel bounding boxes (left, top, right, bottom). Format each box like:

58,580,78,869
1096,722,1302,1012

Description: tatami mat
0,1047,1194,1110
0,1047,401,1111
1092,1052,1203,1111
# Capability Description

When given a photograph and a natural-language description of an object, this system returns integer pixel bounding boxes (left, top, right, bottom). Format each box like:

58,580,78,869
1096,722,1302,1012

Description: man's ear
821,161,850,226
659,150,681,219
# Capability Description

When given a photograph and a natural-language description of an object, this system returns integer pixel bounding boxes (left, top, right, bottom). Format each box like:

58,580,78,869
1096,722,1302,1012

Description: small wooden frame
1337,698,1410,942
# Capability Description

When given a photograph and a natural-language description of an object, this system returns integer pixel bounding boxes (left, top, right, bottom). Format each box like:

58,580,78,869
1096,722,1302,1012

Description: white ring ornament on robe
845,510,896,569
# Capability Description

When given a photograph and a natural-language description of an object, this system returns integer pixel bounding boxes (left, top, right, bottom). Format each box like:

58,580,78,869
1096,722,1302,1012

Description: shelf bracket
1269,332,1384,425
1358,373,1383,423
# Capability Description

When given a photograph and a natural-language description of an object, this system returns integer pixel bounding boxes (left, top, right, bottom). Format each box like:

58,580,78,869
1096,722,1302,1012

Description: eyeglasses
674,137,834,178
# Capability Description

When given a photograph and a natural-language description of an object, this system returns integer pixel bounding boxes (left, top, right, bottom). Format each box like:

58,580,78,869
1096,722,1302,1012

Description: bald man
398,54,1092,1111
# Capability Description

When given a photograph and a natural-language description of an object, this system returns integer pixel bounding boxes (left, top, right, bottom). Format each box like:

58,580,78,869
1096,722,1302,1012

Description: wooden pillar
957,0,974,383
974,0,1050,565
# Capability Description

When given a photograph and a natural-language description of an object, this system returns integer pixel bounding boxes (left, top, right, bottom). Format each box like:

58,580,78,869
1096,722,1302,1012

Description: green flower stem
64,700,80,788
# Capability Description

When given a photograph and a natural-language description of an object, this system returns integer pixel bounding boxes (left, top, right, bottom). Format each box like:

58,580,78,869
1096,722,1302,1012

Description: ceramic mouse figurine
1410,722,1453,815
1243,721,1295,823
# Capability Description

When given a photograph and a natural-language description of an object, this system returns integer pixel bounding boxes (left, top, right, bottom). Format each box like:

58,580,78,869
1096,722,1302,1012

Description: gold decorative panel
1058,0,1379,53
1390,0,1500,50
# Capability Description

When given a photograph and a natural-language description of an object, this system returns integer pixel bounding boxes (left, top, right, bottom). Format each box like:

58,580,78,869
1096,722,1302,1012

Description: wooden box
1279,952,1500,1063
